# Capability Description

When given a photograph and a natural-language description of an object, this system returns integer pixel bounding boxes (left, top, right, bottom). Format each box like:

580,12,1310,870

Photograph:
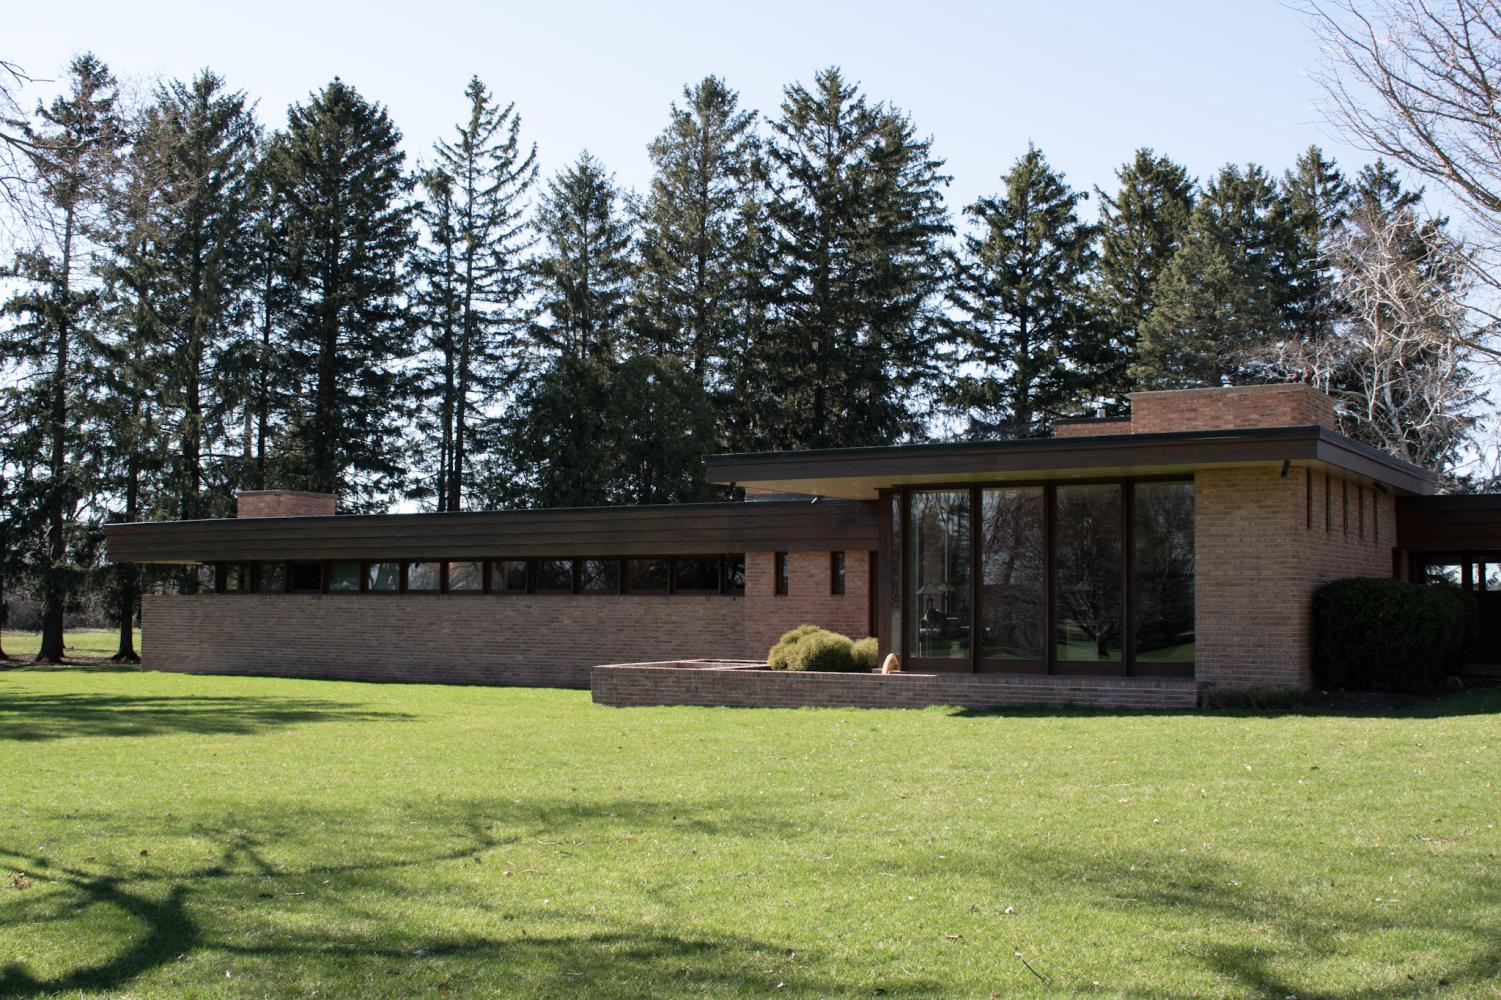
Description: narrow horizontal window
489,559,528,593
627,558,669,593
367,562,400,592
328,561,361,592
674,556,720,594
535,559,574,594
447,561,482,592
579,558,620,594
723,554,746,595
406,561,442,592
255,562,287,594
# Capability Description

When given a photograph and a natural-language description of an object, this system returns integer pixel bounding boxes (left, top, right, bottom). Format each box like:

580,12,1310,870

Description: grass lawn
0,663,1498,998
2,629,127,660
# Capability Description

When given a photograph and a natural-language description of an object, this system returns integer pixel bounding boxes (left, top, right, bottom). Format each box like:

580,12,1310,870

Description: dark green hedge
1312,577,1476,692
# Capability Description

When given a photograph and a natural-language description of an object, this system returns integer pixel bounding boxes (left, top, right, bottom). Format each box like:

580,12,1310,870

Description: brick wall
237,491,336,518
1194,464,1392,690
1052,417,1133,437
1129,384,1337,434
142,548,873,687
743,549,872,656
592,662,1202,710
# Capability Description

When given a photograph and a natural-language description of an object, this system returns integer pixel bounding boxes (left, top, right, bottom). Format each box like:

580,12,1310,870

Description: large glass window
1054,484,1123,663
579,558,620,594
890,498,902,650
289,562,322,592
329,561,361,592
1133,482,1195,662
447,561,483,592
979,487,1045,661
367,562,400,592
908,490,971,661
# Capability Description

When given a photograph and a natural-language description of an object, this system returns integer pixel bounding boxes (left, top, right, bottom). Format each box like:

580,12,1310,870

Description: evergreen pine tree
946,145,1099,438
1135,163,1286,388
635,75,760,383
1278,146,1351,359
0,53,123,662
412,78,537,511
266,79,416,505
150,71,259,529
1091,149,1193,408
762,67,950,449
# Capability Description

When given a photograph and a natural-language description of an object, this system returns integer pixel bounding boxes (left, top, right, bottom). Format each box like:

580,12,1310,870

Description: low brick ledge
590,660,1203,710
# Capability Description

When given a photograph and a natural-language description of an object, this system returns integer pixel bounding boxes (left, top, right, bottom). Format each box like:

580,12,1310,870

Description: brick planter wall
592,661,1202,710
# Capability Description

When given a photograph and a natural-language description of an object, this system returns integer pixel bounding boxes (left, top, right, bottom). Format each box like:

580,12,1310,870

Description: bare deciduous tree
1280,192,1482,475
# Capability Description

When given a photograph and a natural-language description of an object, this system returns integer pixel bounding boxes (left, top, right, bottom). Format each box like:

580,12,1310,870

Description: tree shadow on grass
0,796,930,998
0,690,410,741
891,842,1501,999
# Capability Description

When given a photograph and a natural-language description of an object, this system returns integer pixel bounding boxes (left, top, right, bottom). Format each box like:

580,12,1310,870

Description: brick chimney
1128,384,1337,434
236,490,336,518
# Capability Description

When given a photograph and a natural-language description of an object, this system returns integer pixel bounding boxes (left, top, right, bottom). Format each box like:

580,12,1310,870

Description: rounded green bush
786,630,856,672
1313,577,1476,692
850,637,879,671
766,625,858,671
768,624,824,669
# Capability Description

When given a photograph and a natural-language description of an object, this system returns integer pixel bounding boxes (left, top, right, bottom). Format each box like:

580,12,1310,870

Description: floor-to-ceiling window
1133,481,1196,665
908,490,971,664
895,479,1193,676
979,487,1045,665
1054,484,1125,667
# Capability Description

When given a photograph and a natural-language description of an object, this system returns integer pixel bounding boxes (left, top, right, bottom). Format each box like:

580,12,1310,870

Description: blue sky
11,0,1372,215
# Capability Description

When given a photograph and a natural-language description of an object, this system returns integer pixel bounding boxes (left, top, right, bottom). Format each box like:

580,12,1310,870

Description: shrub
851,637,879,671
786,630,856,672
1313,577,1476,692
766,626,858,672
768,625,824,670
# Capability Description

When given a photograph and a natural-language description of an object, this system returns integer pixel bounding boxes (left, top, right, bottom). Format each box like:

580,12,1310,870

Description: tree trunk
38,209,75,665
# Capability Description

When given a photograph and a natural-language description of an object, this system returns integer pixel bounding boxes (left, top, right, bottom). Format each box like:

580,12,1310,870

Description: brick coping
591,660,1204,710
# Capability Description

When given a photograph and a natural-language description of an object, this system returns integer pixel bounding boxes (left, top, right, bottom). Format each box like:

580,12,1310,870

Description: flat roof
703,425,1437,500
104,499,880,565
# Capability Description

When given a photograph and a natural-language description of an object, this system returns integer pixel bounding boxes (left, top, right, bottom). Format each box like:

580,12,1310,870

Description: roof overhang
104,499,880,565
704,426,1437,500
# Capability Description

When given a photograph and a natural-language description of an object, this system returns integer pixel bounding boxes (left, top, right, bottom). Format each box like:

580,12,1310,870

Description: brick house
104,384,1501,707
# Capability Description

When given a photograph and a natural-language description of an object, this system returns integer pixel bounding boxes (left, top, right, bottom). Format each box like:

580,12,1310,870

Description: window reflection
1055,485,1123,662
1134,482,1195,662
980,487,1044,660
908,491,970,660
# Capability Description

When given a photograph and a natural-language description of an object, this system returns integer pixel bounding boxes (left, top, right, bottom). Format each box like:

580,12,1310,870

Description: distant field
1,629,126,660
1,666,1498,998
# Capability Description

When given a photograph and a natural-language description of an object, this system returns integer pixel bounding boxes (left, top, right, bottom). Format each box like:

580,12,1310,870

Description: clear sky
10,0,1374,217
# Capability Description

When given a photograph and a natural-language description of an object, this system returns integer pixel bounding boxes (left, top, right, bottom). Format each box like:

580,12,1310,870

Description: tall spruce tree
0,54,123,662
530,151,633,361
762,67,950,449
412,77,537,511
266,79,415,505
1278,146,1351,359
946,146,1099,438
1091,149,1194,408
150,71,259,530
635,75,760,383
1135,163,1288,388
